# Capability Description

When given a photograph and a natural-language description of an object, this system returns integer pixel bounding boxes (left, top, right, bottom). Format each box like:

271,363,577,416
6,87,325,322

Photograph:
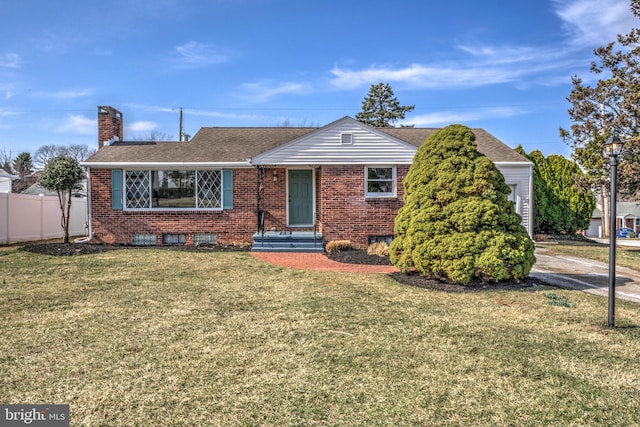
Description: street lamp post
605,134,623,327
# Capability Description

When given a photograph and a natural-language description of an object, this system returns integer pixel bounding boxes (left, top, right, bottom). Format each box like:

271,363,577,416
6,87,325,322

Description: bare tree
276,118,320,127
66,144,96,162
34,144,95,168
34,144,65,169
133,131,174,141
0,147,14,173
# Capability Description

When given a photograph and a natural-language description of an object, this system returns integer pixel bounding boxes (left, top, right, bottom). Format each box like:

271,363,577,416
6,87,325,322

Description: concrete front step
251,231,324,253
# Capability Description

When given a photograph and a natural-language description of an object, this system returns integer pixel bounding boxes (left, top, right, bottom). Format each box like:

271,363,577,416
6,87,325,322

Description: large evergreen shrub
390,125,535,284
520,149,595,235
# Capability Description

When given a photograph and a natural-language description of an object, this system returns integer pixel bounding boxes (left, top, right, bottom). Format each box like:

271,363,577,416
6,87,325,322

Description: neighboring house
588,202,640,237
22,180,88,198
81,106,533,250
0,168,18,193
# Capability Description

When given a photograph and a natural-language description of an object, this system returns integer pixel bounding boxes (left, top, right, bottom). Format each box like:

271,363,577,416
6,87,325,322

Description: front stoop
251,231,324,253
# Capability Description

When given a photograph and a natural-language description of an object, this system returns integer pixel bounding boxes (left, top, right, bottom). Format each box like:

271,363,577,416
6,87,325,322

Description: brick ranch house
81,106,533,251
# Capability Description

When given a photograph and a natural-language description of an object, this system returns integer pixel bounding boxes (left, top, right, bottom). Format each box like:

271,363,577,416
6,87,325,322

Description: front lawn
1,246,640,426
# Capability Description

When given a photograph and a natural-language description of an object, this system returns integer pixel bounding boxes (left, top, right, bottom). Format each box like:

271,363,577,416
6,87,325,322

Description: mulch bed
389,271,547,293
327,249,548,292
20,242,250,256
326,249,392,265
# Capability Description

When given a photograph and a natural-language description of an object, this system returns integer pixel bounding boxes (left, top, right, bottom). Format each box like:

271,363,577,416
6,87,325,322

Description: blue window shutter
223,170,233,209
112,169,123,210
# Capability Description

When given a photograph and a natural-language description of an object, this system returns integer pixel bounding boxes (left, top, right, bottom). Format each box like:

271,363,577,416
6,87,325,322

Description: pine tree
355,83,415,127
390,125,535,284
13,152,33,179
560,0,640,200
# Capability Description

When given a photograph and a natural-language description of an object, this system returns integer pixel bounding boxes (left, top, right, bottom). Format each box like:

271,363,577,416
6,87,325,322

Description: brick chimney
97,106,123,149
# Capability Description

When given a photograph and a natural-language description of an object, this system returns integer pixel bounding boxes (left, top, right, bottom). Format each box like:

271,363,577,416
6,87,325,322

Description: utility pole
179,107,183,142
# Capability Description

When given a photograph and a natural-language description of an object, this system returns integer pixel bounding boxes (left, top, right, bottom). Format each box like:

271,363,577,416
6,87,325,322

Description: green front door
288,169,313,226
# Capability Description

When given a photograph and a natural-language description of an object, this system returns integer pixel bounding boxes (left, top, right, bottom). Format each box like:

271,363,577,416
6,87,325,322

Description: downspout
74,167,93,243
528,164,534,238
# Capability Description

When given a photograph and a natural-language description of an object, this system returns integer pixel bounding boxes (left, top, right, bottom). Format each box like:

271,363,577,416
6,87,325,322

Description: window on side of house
365,166,396,198
508,184,517,203
124,169,223,210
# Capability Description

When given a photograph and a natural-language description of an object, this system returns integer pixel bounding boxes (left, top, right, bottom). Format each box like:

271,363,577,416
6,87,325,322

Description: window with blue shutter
119,168,230,211
223,170,233,209
112,169,123,210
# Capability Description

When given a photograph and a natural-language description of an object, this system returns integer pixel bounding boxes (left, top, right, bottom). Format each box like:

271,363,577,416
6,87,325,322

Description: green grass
2,246,640,426
537,239,640,270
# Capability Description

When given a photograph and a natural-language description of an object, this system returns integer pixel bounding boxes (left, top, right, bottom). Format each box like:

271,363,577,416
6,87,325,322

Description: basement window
369,235,394,245
193,233,217,245
131,234,156,246
163,234,186,245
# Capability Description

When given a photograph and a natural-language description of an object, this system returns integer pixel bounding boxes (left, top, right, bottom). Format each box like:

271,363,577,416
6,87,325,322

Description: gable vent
341,133,353,144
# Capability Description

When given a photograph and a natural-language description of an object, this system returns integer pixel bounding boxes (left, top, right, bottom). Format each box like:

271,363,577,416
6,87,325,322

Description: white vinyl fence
0,192,88,244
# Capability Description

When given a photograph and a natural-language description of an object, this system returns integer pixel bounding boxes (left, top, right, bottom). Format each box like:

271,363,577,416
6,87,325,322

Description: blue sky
1,0,638,160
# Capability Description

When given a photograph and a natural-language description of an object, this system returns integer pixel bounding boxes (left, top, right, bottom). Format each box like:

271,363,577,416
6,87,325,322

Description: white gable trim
251,117,418,166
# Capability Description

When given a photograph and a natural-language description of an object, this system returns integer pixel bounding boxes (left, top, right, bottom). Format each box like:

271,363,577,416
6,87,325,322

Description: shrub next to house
390,124,535,284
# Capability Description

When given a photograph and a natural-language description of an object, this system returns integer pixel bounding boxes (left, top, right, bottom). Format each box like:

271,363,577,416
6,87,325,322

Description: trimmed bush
389,125,535,284
326,240,353,253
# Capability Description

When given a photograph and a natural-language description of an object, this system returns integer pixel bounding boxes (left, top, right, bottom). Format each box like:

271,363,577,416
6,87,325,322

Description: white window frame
508,184,517,203
341,133,353,144
508,183,521,215
123,169,224,211
365,166,396,198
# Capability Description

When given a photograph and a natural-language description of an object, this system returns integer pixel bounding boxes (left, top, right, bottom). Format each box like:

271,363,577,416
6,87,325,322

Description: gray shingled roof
379,128,529,163
84,127,317,164
83,124,528,165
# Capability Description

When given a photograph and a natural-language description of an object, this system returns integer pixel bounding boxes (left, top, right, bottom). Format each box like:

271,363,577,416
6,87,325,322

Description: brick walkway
251,252,400,273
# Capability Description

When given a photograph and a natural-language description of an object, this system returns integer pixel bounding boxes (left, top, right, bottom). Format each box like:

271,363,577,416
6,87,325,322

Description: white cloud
329,38,590,91
170,41,237,69
127,121,157,132
0,52,20,68
0,108,18,117
32,89,93,99
124,104,266,121
553,0,637,47
328,2,637,93
330,63,518,90
56,115,96,135
403,107,526,127
184,109,265,121
0,84,15,99
240,81,309,102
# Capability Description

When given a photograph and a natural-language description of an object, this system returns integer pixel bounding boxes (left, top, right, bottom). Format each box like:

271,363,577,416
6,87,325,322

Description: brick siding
97,106,123,149
318,165,408,248
89,165,409,248
90,168,257,245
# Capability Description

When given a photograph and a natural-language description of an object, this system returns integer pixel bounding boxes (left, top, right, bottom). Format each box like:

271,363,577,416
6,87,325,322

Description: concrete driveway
531,245,640,304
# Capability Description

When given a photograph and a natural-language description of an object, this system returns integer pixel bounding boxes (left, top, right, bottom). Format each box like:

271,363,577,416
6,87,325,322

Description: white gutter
79,161,252,168
494,161,534,166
